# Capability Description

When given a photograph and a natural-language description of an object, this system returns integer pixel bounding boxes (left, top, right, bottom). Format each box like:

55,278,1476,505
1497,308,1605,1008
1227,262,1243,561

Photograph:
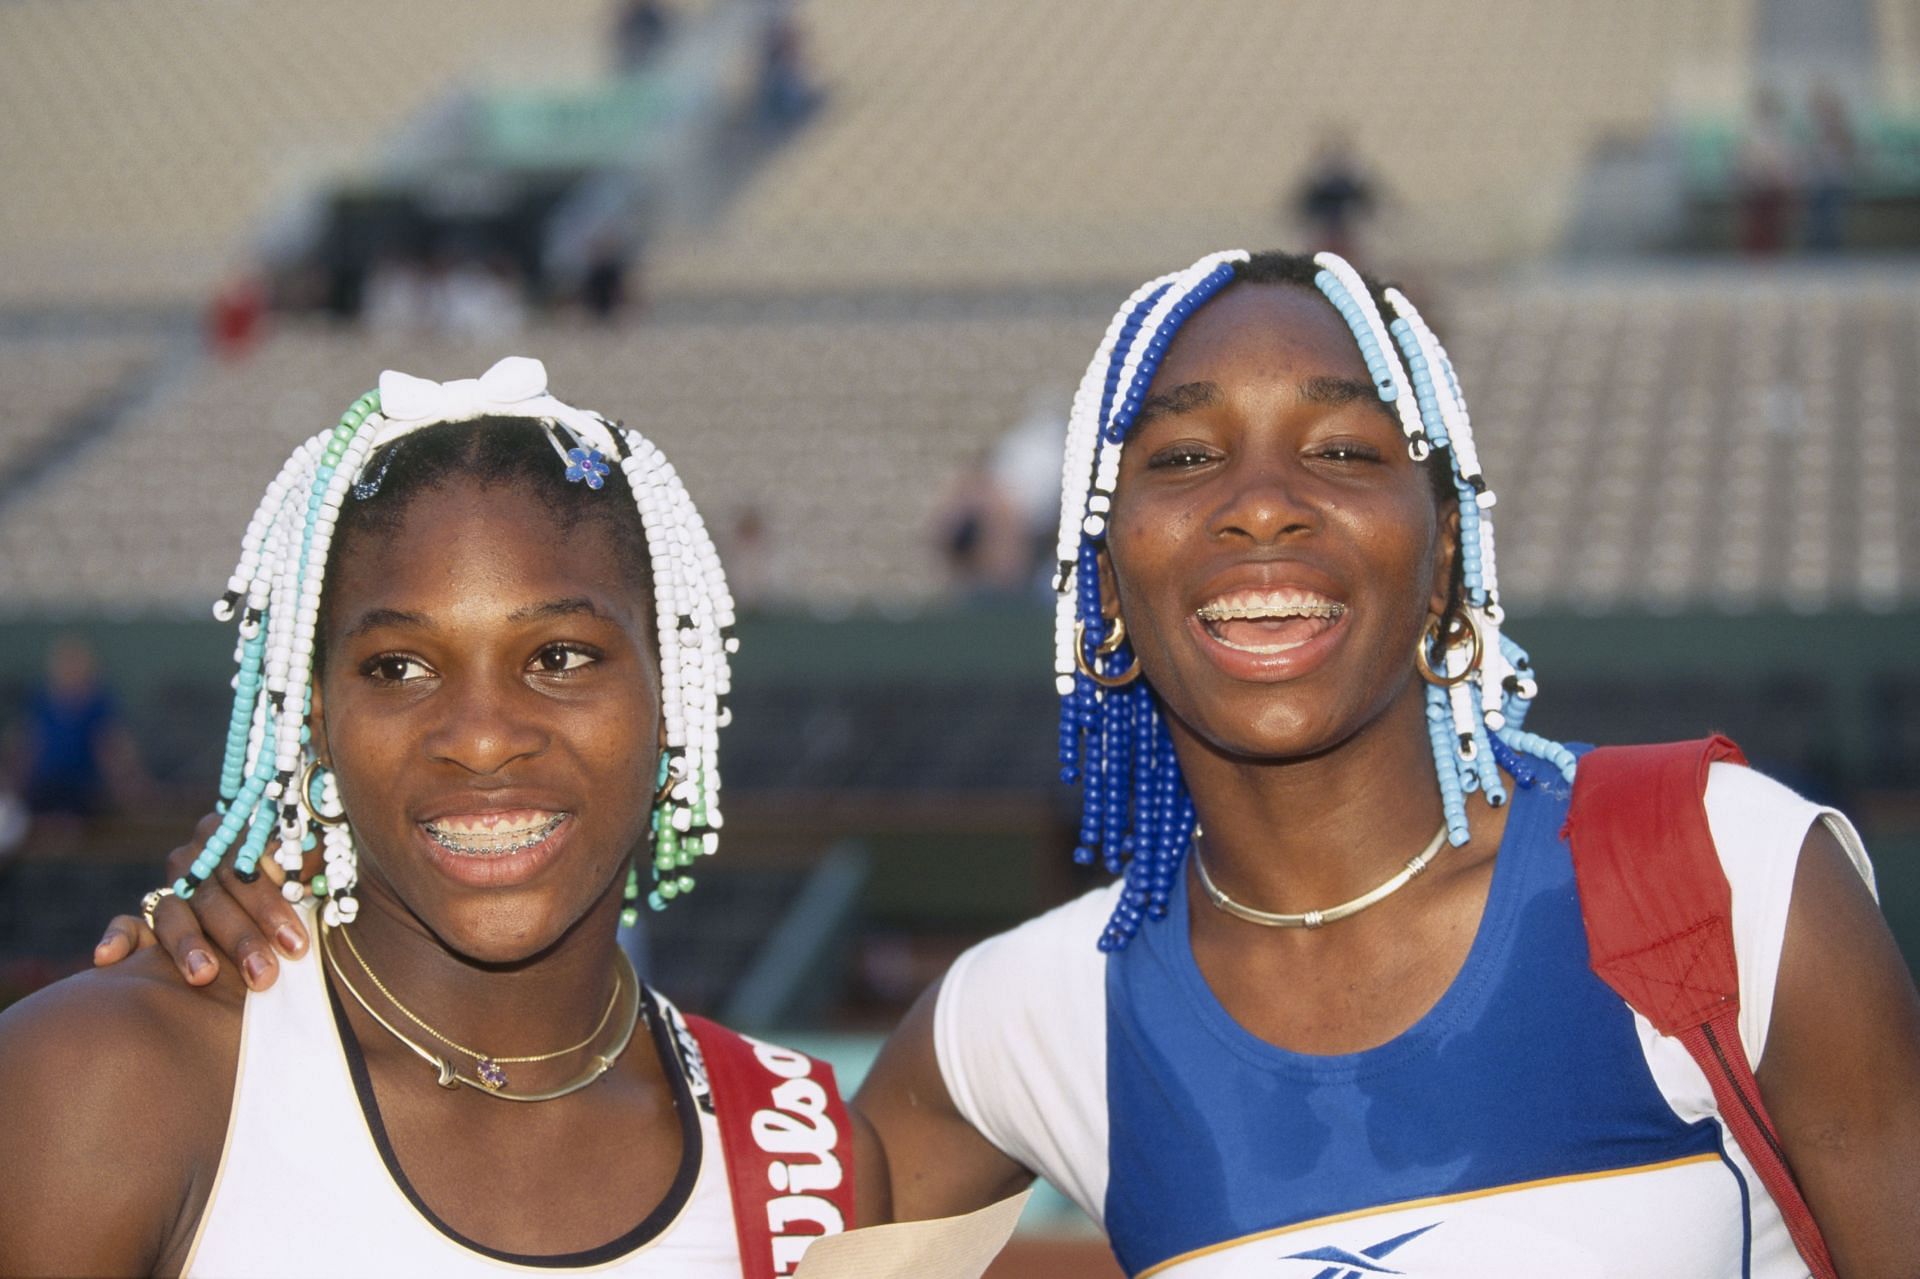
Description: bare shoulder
0,948,244,1276
1754,819,1920,1277
0,943,244,1092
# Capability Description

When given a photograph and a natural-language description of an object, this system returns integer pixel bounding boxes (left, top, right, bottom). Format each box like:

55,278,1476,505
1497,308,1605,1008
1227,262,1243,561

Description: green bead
675,875,694,894
310,873,329,897
620,907,639,928
659,880,679,900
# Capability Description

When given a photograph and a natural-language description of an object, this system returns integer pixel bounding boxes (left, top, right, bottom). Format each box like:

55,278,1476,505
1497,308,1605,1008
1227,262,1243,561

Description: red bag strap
1563,737,1836,1279
683,1014,856,1278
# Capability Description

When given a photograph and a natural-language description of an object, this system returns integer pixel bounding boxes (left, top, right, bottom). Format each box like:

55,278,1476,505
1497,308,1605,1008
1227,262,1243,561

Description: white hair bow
369,356,622,459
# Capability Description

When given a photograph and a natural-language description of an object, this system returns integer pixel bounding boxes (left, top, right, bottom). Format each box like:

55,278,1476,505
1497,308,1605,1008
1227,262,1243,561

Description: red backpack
1564,736,1835,1279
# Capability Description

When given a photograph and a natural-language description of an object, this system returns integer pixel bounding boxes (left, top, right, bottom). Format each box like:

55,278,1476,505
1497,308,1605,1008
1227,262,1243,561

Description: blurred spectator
4,638,150,838
1736,87,1795,256
933,451,1027,599
206,273,268,360
1803,84,1858,253
757,5,822,128
582,235,638,323
440,255,527,340
364,255,437,335
989,386,1070,598
613,0,675,73
722,506,779,608
1289,130,1379,266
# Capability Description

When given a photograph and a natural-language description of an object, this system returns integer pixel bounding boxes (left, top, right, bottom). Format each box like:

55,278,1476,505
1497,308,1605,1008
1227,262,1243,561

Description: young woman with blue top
100,253,1920,1276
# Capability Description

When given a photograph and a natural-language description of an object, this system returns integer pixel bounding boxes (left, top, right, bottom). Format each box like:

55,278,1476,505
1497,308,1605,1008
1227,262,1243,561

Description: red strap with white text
683,1014,856,1278
1563,736,1836,1279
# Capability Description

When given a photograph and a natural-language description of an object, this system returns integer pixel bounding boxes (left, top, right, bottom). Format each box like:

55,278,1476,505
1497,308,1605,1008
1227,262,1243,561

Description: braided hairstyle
1052,250,1576,951
182,358,735,929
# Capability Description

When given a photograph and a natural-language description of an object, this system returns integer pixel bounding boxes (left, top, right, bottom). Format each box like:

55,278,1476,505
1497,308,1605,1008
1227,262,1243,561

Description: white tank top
185,923,741,1277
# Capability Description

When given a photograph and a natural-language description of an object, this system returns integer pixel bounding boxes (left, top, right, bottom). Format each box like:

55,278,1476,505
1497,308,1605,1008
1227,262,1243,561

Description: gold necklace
319,919,641,1102
333,920,623,1088
1192,824,1450,929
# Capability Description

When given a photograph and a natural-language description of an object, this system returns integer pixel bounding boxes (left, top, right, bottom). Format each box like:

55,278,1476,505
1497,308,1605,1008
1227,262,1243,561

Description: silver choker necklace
1192,824,1450,929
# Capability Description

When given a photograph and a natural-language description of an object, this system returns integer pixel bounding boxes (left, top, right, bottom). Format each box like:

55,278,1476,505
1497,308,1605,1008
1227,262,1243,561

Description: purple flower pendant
477,1057,508,1090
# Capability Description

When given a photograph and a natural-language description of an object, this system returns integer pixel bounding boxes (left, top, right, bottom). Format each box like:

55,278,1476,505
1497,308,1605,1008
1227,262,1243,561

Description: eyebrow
1135,381,1222,428
1298,375,1376,406
341,597,610,641
507,597,610,624
342,607,431,640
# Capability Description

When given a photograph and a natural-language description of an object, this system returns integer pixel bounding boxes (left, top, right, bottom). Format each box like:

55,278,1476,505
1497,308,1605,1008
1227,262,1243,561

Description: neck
1172,679,1459,913
327,878,627,1074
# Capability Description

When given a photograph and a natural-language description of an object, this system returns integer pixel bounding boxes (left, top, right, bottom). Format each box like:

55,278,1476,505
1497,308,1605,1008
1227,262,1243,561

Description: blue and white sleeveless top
934,762,1872,1277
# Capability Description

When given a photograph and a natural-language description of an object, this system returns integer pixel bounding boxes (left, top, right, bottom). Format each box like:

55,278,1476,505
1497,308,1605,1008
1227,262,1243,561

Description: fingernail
275,926,305,956
186,950,214,980
95,934,115,954
243,952,270,987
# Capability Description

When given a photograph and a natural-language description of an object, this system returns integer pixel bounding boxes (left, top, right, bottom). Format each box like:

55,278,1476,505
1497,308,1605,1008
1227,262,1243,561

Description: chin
1175,682,1405,766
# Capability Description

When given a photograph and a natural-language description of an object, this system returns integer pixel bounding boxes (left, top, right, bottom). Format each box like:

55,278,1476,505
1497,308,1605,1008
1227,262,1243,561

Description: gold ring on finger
140,886,177,931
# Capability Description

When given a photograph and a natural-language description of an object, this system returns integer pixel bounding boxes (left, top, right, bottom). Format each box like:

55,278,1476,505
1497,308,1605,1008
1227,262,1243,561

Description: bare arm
852,979,1034,1223
1756,821,1920,1276
0,954,240,1276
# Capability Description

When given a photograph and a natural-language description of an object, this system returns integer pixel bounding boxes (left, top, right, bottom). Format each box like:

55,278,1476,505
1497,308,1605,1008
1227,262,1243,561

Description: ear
1094,543,1120,621
1428,498,1461,620
307,679,332,771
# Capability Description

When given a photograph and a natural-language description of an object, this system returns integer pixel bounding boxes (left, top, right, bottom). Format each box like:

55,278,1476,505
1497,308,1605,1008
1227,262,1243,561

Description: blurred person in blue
5,634,149,830
101,256,1920,1276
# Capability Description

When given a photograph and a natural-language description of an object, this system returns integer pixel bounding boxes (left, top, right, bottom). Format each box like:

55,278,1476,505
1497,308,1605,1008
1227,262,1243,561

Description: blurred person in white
101,256,1920,1277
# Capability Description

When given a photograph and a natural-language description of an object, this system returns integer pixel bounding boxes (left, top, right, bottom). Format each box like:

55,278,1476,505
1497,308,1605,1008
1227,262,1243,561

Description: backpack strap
682,1013,856,1278
1563,736,1836,1279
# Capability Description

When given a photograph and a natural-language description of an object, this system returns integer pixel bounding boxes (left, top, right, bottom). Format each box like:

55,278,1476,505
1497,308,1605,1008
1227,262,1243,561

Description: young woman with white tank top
0,364,880,1276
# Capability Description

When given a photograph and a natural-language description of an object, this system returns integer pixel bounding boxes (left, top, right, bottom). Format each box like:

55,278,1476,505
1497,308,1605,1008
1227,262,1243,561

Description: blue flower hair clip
566,446,610,490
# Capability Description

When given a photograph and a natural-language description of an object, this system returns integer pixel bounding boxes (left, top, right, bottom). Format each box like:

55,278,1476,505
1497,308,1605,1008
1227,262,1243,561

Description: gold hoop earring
652,749,676,809
1074,619,1141,688
1415,614,1481,688
299,759,350,827
1096,614,1128,657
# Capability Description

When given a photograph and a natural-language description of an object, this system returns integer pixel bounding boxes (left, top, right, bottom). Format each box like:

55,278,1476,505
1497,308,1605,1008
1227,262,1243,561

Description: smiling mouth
421,811,569,856
1195,590,1347,654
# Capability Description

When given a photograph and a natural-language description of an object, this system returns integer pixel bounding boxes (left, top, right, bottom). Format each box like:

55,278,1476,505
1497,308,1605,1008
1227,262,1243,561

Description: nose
423,673,549,776
1209,454,1318,545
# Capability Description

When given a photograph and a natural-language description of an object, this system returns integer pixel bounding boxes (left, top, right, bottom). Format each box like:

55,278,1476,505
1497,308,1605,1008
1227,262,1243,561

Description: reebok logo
1281,1221,1440,1278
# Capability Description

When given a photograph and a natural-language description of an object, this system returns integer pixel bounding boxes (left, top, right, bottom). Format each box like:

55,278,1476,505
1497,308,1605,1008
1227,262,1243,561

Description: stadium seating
0,0,612,307
0,336,159,481
647,0,1755,294
1,267,1913,617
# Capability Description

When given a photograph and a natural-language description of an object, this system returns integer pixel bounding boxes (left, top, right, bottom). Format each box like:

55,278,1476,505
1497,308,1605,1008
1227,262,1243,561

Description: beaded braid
1053,252,1575,950
189,357,737,929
